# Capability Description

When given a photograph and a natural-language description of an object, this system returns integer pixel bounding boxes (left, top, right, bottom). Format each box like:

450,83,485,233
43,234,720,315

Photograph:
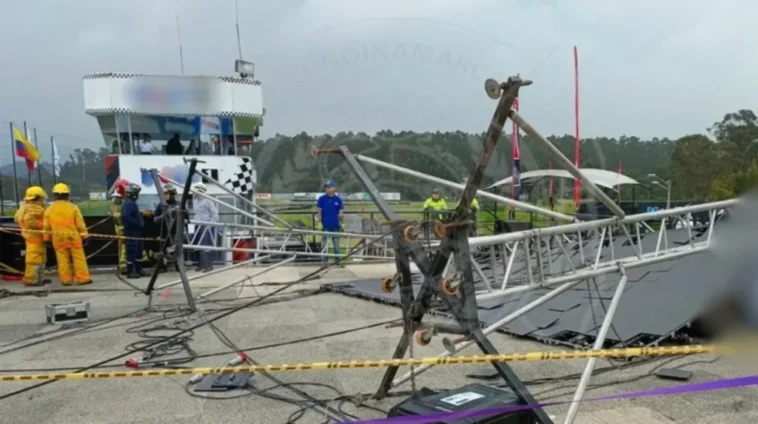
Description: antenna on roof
176,15,185,75
235,0,243,60
233,0,254,79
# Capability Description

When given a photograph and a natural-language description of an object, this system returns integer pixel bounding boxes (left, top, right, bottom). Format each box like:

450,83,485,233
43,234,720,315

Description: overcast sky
0,0,754,162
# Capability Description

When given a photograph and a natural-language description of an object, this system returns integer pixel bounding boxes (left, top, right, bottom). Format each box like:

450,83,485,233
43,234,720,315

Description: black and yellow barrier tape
0,344,720,382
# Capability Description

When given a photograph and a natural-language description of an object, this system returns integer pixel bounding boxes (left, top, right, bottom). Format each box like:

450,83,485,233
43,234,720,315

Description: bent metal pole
352,154,576,223
195,256,297,299
154,256,269,291
509,110,625,218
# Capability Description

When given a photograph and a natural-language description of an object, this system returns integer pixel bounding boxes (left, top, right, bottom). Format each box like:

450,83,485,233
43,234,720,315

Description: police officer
422,188,448,220
121,183,147,279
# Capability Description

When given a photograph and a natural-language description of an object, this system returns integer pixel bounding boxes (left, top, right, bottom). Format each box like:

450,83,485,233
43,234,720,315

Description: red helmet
113,179,130,197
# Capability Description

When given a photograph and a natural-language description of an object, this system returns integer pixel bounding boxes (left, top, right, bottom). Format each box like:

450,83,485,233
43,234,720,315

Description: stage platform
323,226,723,348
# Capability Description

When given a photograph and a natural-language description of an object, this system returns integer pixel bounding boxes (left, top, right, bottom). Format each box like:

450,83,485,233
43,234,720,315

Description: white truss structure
152,174,393,301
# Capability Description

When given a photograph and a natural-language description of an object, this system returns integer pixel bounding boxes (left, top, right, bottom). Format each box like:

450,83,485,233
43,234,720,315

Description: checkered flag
225,157,255,195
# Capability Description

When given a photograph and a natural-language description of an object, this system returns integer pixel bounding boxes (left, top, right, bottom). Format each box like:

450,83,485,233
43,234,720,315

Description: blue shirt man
316,180,343,265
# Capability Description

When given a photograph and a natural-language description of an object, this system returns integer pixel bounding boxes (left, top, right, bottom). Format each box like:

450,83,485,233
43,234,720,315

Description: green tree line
1,109,755,203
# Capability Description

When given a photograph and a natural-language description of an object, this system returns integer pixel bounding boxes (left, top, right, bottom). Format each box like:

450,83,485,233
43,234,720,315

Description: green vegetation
2,108,756,211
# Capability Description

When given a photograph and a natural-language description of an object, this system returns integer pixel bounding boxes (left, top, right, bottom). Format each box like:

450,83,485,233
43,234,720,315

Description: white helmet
192,183,207,194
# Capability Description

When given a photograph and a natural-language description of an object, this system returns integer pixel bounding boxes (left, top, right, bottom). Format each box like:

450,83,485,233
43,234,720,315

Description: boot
76,280,93,286
127,272,141,279
23,279,51,287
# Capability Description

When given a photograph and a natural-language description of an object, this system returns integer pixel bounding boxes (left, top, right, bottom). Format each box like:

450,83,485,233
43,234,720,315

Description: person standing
121,183,147,279
316,180,344,266
43,183,92,285
16,186,51,286
191,183,218,272
110,179,130,275
455,197,480,236
422,188,448,221
140,134,153,155
154,184,179,272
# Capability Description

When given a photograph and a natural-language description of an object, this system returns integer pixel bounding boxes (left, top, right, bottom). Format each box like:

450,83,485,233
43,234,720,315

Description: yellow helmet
24,186,46,200
52,183,71,194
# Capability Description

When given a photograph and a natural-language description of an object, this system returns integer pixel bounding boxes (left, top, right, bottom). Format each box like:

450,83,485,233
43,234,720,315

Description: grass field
2,198,576,236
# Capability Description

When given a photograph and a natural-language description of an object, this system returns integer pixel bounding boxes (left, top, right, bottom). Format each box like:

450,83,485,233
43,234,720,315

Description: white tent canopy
488,168,640,190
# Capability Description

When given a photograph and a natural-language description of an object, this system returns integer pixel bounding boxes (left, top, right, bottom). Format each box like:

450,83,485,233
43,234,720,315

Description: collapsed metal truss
122,76,738,423
309,75,738,422
314,75,553,423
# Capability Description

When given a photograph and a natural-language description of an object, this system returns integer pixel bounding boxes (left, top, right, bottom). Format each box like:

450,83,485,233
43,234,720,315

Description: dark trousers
126,238,144,273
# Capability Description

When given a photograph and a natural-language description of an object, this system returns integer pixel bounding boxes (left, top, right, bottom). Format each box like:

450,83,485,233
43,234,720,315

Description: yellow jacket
13,203,26,226
456,198,479,211
422,198,447,211
16,202,45,245
44,200,88,249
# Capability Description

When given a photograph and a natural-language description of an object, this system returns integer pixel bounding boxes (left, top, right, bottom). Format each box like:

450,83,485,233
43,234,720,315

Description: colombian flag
13,126,40,171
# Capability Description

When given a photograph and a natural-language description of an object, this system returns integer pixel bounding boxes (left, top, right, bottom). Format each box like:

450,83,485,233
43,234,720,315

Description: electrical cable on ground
0,225,398,401
0,317,401,373
0,287,324,363
203,315,351,423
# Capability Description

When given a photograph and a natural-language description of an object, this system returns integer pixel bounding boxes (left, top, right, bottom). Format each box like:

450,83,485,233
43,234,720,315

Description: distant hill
0,161,56,177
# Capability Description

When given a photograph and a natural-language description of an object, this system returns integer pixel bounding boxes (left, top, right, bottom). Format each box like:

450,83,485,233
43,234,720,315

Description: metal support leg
563,266,629,423
326,76,550,422
171,159,200,311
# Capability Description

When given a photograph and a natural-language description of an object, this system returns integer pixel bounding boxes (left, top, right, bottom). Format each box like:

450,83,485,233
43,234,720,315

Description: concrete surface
0,262,756,423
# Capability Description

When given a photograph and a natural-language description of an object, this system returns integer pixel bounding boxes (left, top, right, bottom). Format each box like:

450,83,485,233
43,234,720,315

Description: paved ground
0,262,756,423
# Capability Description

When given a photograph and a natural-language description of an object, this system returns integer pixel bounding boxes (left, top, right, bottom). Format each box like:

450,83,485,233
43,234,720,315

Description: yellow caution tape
0,344,720,382
0,227,161,242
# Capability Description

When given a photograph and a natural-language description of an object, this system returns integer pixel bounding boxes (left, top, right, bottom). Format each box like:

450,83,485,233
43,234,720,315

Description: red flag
511,98,521,203
573,46,581,208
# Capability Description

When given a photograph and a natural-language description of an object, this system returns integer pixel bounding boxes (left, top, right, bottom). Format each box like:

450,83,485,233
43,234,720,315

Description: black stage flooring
324,226,725,348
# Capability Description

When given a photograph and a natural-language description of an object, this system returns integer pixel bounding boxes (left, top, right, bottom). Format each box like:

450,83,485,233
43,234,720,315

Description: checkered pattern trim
218,77,262,86
85,108,263,118
83,73,261,86
83,73,135,80
224,157,256,195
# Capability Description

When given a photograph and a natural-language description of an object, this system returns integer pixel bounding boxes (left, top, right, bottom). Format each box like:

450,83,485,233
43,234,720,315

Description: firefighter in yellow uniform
15,186,51,286
110,179,130,274
43,183,92,285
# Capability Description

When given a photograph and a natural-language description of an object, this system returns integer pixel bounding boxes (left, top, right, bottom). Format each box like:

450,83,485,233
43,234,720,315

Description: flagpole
0,173,5,216
8,122,19,206
573,46,581,209
50,136,57,185
33,128,42,186
23,121,32,188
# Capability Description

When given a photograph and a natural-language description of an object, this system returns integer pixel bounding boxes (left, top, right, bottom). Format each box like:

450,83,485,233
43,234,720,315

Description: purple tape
355,375,758,424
